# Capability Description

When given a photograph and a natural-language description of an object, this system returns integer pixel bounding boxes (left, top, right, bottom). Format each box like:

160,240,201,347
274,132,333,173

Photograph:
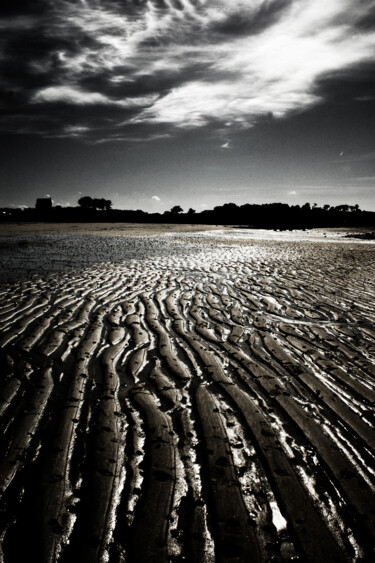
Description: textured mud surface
0,229,375,562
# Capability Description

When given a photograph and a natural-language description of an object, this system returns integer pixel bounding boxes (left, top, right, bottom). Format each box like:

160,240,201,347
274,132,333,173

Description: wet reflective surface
0,230,375,561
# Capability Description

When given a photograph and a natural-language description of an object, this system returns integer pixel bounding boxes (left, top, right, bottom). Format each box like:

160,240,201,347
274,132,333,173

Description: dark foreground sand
0,226,375,562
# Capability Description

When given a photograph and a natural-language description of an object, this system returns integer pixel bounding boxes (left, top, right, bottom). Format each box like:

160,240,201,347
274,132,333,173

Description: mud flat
0,222,229,238
0,227,375,562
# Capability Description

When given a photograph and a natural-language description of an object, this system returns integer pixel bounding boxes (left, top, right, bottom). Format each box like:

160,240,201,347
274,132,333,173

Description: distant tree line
1,198,374,229
194,202,369,229
78,196,112,211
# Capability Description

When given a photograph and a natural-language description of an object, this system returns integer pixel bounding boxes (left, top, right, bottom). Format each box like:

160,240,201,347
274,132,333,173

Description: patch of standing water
269,500,287,532
267,410,364,557
181,229,375,244
217,396,297,559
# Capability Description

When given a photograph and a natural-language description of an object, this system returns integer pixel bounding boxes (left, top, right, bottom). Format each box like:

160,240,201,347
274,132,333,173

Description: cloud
32,87,113,106
288,190,297,195
64,125,90,135
1,0,375,141
209,0,292,37
32,86,157,108
8,203,29,209
152,195,161,201
54,200,71,207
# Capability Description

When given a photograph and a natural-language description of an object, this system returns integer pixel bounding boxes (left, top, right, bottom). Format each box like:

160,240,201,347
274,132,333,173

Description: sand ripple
0,231,375,561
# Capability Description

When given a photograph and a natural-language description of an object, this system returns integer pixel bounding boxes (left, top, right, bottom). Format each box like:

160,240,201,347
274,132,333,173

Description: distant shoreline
0,222,373,239
2,201,375,232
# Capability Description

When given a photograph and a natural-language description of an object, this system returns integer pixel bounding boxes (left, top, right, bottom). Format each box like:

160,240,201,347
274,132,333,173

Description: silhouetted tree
187,208,196,215
92,198,104,210
335,204,350,212
222,203,239,212
78,196,93,209
36,198,52,211
78,196,112,211
171,205,183,214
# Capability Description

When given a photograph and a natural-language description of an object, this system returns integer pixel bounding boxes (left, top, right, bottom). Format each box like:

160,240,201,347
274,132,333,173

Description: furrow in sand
222,337,375,544
278,325,375,401
129,386,176,562
125,305,150,383
0,375,21,420
150,360,182,408
0,299,51,347
260,332,375,451
80,337,127,562
0,354,21,419
261,393,372,540
0,366,53,494
121,398,145,529
190,295,219,344
218,376,347,562
271,387,375,548
164,295,347,558
38,297,92,351
147,351,215,560
18,311,57,353
195,384,261,562
0,294,39,328
189,344,346,559
279,323,375,402
141,293,191,382
40,304,109,562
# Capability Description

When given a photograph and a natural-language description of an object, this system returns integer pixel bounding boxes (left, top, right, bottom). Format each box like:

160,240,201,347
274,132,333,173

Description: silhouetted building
35,197,52,210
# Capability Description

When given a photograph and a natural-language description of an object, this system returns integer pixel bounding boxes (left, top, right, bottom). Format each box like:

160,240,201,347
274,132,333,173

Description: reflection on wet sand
0,229,375,562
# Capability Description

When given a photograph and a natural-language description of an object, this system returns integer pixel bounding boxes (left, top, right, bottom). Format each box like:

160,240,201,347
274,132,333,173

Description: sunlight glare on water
269,500,287,532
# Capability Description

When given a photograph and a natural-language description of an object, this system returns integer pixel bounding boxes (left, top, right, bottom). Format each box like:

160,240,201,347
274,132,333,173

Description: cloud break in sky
0,0,375,211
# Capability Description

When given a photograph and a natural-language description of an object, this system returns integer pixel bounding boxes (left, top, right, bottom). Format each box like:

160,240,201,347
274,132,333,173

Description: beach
0,224,374,561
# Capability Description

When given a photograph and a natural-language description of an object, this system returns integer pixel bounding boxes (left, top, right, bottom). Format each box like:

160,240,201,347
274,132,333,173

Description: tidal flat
0,225,375,562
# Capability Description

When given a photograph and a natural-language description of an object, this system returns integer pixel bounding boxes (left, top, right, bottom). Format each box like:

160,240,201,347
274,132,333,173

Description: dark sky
1,0,375,212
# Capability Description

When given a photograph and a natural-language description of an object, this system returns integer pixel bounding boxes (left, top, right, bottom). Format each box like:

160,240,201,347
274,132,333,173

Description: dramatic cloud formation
1,0,374,213
1,0,375,142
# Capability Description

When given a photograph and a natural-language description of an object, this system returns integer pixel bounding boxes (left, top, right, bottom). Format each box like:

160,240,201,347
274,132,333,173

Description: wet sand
0,222,229,238
0,226,375,562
